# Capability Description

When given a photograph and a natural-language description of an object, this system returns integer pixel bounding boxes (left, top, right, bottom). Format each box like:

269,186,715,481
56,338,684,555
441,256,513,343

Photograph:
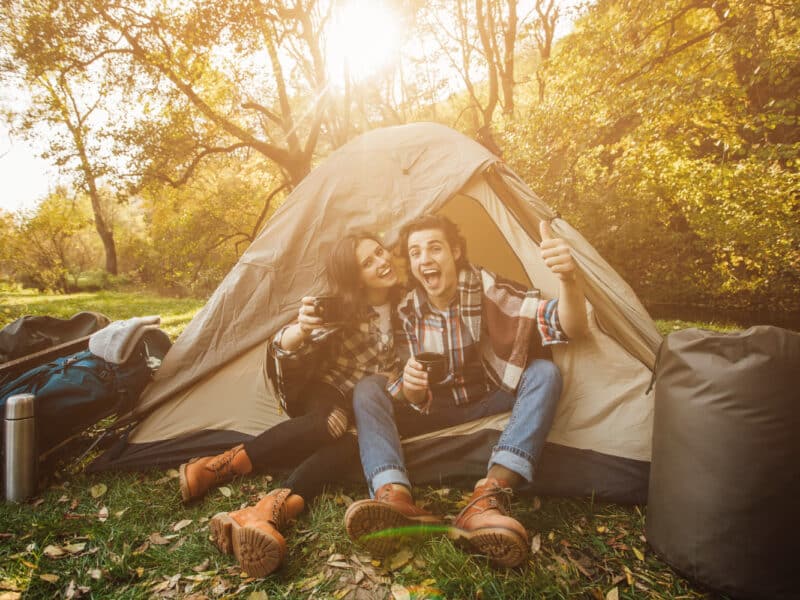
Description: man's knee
523,358,561,382
352,374,391,413
520,359,563,398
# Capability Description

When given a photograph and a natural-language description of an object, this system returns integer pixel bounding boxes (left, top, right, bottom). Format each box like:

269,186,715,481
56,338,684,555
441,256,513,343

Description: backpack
0,329,171,455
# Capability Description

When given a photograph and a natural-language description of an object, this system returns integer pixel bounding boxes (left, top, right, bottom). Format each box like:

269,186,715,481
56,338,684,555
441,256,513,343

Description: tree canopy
1,0,797,311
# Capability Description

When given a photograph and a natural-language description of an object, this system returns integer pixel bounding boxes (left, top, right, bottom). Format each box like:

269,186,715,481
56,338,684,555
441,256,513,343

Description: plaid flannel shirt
388,265,566,406
272,306,401,397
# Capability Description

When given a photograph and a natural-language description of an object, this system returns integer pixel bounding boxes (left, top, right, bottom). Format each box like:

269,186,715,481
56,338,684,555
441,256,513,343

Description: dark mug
312,295,344,324
416,352,447,384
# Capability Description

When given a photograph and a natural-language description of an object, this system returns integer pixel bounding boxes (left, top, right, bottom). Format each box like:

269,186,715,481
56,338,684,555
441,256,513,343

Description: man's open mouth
421,267,441,286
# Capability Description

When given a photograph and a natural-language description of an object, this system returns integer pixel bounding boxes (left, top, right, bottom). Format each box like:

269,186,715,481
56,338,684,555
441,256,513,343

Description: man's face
407,228,461,309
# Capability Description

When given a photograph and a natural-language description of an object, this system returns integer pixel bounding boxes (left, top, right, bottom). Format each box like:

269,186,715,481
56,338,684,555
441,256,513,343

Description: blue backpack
0,330,170,455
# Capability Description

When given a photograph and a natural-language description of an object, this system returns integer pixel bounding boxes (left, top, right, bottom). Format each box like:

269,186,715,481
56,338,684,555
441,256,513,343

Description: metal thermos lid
5,394,36,420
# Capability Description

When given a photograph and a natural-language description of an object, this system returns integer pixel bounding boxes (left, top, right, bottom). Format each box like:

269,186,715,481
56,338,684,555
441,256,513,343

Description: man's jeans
352,359,562,495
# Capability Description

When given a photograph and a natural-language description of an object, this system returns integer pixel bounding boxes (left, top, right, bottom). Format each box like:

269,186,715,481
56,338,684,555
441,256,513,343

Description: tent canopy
95,123,661,504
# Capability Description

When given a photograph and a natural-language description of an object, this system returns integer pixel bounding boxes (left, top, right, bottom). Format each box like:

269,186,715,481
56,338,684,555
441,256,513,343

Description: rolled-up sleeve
537,298,568,346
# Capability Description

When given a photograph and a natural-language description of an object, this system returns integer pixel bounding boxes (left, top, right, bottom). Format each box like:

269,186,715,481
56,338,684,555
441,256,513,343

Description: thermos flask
4,393,37,502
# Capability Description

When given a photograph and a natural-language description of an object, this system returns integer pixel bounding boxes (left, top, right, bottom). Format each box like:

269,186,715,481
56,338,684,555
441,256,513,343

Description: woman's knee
325,406,349,439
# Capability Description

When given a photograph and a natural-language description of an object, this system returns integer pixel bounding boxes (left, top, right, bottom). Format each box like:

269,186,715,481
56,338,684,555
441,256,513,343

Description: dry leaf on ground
39,574,59,583
172,519,193,531
89,484,107,498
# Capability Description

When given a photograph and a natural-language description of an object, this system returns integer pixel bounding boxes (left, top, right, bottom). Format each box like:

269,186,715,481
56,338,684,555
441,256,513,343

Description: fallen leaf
624,566,634,586
135,567,144,578
133,540,150,554
247,592,269,600
114,507,129,518
0,593,21,600
57,495,69,503
531,533,542,554
39,574,59,583
391,584,411,600
89,569,102,581
532,496,542,511
97,507,109,522
333,587,351,599
421,578,436,587
596,525,607,534
63,543,86,554
89,484,107,499
353,570,365,584
172,519,193,532
219,487,232,498
547,531,555,541
632,547,645,561
43,545,66,558
166,468,179,478
0,581,21,592
388,548,413,571
192,559,210,573
605,586,619,600
149,532,172,545
335,494,354,506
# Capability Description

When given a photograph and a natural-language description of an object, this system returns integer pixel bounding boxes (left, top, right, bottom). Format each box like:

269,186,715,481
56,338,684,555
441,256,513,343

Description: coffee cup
312,295,344,324
416,352,447,384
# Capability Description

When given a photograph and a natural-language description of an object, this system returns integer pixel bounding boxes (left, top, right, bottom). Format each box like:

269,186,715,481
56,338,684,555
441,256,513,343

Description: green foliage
504,0,800,311
1,190,101,293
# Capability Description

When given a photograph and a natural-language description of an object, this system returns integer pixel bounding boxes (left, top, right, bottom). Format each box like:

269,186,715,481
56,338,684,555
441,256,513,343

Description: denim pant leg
352,375,411,495
489,359,562,482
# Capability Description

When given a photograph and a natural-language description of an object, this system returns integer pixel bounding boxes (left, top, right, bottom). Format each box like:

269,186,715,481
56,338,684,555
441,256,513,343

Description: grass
0,288,733,599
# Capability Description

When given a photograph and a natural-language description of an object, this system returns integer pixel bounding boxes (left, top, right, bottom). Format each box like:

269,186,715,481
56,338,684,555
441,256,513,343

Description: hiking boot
179,444,253,504
210,488,305,577
344,484,441,555
451,478,529,568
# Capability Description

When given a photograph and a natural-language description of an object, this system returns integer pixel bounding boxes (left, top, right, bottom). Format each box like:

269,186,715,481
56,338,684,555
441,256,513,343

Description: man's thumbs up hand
539,219,577,282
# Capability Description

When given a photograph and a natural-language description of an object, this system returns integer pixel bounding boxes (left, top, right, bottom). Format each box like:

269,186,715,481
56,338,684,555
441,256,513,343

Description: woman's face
355,238,398,291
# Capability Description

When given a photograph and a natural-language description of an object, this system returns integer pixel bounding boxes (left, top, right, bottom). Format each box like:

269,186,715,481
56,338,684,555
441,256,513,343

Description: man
344,214,589,568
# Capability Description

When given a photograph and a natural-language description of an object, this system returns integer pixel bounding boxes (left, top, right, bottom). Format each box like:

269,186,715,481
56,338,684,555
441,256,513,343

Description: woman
178,231,402,577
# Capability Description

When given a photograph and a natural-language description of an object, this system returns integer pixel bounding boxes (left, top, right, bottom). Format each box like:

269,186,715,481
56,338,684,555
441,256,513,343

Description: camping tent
93,123,661,504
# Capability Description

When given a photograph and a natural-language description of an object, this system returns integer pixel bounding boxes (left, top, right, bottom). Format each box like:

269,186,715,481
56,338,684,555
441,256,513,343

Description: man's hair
398,214,468,269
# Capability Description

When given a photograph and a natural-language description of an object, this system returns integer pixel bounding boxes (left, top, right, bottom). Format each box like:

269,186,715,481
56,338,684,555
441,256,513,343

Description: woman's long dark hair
326,231,397,323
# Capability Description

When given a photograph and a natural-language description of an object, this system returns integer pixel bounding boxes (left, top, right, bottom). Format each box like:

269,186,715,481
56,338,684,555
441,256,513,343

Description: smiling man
344,214,589,568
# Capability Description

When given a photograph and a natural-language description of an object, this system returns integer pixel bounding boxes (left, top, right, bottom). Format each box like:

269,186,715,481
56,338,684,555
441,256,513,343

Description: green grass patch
1,289,736,598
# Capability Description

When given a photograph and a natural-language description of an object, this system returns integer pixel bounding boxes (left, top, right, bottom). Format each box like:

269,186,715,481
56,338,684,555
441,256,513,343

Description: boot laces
462,483,513,517
207,447,239,482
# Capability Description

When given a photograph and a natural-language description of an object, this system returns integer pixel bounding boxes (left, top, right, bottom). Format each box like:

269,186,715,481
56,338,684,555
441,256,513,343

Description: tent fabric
646,326,800,599
94,122,661,503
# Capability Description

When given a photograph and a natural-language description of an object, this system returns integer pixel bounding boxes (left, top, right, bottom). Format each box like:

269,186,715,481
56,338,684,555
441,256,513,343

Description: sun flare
325,1,401,84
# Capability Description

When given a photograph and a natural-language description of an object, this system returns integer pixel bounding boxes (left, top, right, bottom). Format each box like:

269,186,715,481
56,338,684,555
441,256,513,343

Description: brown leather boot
344,484,442,556
179,444,253,504
451,478,529,568
210,488,305,577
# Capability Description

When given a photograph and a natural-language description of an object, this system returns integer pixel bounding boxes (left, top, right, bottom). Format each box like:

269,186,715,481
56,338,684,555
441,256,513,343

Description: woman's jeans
352,359,562,495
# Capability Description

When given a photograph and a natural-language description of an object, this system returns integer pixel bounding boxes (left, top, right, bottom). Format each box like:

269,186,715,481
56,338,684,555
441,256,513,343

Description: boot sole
344,500,441,556
233,525,283,578
210,512,236,555
450,526,529,568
